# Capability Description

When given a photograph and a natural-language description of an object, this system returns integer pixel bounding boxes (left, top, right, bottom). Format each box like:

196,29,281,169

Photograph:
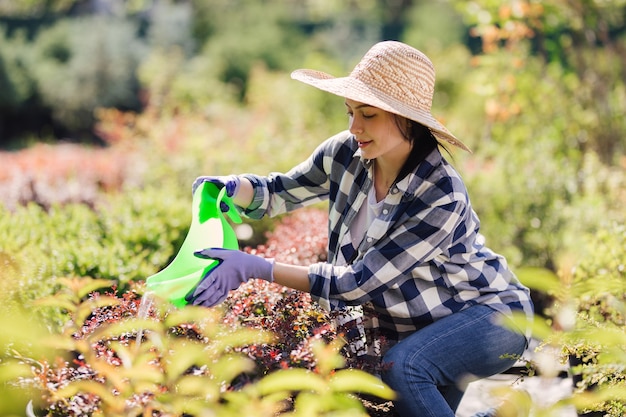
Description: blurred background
1,0,625,294
1,1,625,415
0,0,624,309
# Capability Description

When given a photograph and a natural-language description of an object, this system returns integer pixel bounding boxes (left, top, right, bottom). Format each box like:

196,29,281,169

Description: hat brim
291,69,471,153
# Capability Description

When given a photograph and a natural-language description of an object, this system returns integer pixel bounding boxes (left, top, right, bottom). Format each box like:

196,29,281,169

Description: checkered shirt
241,130,534,345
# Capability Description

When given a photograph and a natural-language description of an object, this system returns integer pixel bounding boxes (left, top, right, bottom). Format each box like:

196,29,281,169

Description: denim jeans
381,305,527,417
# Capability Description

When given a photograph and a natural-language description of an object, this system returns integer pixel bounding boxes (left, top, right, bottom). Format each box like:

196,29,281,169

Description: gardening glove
185,248,274,307
192,175,241,212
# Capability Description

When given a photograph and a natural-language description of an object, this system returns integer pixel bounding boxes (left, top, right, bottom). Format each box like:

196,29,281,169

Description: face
344,99,411,163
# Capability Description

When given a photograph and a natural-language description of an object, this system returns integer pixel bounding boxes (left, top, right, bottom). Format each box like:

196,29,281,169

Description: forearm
232,177,254,208
233,177,312,293
272,262,311,293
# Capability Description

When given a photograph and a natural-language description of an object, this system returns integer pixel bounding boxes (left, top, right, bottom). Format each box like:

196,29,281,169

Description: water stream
135,291,156,352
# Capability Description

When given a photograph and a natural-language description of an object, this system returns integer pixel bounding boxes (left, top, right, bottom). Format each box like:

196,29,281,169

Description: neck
374,158,400,186
373,160,399,201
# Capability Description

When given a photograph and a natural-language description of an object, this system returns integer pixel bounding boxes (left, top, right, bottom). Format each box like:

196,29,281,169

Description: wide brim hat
291,41,471,152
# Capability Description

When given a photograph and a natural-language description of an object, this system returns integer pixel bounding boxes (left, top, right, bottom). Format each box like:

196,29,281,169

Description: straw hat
291,41,471,152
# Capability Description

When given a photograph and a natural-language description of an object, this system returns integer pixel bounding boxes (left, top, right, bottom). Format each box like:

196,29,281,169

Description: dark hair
393,115,444,183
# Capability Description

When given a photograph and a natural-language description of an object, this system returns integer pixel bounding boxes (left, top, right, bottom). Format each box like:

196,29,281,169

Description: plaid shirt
242,130,534,345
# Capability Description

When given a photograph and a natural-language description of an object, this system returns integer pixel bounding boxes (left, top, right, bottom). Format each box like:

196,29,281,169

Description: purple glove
192,175,241,212
185,248,274,307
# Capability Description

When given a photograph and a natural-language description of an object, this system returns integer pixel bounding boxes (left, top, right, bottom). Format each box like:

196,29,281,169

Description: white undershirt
350,184,385,249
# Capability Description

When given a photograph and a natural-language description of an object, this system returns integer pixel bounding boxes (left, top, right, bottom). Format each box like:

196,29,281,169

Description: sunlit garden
1,1,625,416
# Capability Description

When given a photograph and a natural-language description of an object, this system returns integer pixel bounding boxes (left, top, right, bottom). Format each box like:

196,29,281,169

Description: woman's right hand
192,175,241,196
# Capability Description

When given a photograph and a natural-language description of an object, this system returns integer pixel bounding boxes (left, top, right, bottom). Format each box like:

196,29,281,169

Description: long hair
393,115,445,183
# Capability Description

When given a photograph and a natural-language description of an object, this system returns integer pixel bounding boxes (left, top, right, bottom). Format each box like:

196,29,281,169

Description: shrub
2,204,397,416
563,223,626,416
495,223,626,416
446,0,626,272
0,142,139,210
29,16,146,133
222,208,334,374
18,233,395,416
0,184,190,327
0,27,35,111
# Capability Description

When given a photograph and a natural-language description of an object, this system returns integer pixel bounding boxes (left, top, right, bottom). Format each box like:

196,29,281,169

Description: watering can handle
214,186,242,224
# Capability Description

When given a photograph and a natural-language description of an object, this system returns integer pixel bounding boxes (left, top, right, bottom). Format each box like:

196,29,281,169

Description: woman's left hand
185,248,274,307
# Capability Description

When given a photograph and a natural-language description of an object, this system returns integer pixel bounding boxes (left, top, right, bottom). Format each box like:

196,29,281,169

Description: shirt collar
395,148,443,196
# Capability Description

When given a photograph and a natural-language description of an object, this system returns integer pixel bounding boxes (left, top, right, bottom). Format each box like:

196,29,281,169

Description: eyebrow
344,102,374,110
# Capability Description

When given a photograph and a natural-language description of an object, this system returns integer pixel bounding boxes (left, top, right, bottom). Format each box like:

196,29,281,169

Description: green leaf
329,369,396,400
87,318,162,343
209,354,255,383
41,334,79,351
163,340,209,380
500,312,554,341
75,279,117,299
175,374,220,400
310,339,346,375
209,328,273,352
571,385,626,409
0,361,32,382
256,369,327,396
54,380,117,405
34,296,77,313
164,305,221,329
293,391,367,415
515,267,561,295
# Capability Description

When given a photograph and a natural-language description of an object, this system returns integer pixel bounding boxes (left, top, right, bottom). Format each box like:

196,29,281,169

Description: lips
357,140,372,148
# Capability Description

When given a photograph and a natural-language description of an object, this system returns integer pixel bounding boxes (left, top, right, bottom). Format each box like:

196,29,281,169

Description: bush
0,142,141,210
0,27,35,111
23,284,394,416
438,51,626,272
0,184,190,327
562,223,626,416
14,209,395,417
496,223,626,416
29,16,146,134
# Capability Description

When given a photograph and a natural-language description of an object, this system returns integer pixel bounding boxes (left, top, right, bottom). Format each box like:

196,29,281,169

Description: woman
188,41,534,416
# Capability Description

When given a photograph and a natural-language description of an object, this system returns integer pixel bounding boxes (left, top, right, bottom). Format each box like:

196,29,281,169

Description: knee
381,343,425,387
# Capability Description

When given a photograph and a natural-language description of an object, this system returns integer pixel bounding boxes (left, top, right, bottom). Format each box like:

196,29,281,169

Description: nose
349,115,363,135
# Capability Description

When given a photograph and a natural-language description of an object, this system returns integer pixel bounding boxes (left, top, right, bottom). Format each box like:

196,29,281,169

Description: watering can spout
146,182,241,307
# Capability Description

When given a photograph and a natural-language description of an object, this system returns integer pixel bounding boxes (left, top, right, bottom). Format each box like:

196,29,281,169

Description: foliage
29,15,146,133
0,29,34,110
490,223,626,416
0,0,422,144
443,0,626,270
102,58,346,189
0,142,139,210
0,0,82,16
0,297,53,415
0,199,397,415
452,0,626,165
14,225,394,416
197,2,305,99
0,25,43,144
563,224,626,416
2,0,626,415
0,184,190,327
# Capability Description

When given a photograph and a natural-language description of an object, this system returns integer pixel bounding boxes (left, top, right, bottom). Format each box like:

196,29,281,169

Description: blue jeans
381,305,527,417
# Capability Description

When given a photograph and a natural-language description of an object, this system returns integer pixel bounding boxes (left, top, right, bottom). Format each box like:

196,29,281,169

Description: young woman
188,41,534,416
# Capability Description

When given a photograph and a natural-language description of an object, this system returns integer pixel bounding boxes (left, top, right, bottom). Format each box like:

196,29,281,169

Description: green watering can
146,182,241,307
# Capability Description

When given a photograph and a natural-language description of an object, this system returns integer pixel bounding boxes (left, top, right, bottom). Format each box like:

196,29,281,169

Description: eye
362,113,375,119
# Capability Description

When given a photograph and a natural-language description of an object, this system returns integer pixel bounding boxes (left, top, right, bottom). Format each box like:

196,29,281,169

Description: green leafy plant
21,276,394,417
490,223,626,416
563,223,626,416
0,184,189,311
